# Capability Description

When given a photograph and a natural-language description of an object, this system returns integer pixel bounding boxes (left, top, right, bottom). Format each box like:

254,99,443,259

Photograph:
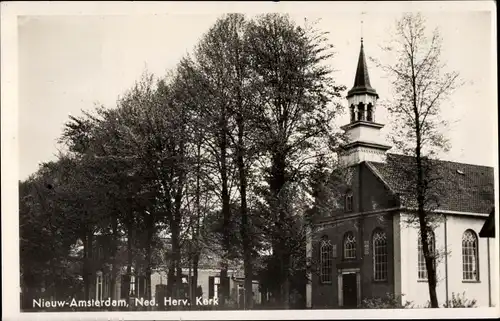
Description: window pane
417,231,435,281
373,231,387,281
344,232,356,259
320,239,333,283
462,230,478,281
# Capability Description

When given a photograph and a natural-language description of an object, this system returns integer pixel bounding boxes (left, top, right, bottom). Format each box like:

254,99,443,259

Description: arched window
367,103,373,122
319,237,333,283
417,230,435,280
345,192,353,212
357,103,365,121
373,230,388,281
343,232,357,259
462,230,479,281
350,105,355,122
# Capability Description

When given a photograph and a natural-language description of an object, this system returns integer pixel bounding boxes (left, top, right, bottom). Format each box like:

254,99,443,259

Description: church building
306,38,497,309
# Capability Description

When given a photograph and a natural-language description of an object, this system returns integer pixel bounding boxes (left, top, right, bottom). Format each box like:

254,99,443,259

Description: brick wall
311,162,397,308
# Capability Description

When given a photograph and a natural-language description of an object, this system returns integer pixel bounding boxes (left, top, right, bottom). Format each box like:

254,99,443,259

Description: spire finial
361,11,366,43
347,12,379,100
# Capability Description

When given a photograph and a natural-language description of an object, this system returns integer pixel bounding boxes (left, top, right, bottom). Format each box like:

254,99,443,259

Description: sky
13,2,497,180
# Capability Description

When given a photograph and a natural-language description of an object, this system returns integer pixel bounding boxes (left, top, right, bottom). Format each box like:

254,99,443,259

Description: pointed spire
347,38,378,98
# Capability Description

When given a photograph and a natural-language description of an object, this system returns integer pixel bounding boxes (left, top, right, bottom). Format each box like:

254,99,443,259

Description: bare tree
373,13,462,308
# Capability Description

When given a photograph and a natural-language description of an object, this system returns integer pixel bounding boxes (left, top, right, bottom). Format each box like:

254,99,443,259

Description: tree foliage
19,13,346,310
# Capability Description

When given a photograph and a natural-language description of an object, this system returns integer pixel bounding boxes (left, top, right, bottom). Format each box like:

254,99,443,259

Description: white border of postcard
2,1,499,320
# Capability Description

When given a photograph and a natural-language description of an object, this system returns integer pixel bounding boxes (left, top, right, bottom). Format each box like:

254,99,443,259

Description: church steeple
339,37,391,166
347,38,378,99
345,38,379,124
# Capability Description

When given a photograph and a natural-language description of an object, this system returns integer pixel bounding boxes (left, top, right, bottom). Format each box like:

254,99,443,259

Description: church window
462,230,479,281
357,103,364,121
373,230,388,281
319,237,333,283
350,105,355,122
417,230,435,280
367,104,373,121
343,232,357,259
345,192,353,212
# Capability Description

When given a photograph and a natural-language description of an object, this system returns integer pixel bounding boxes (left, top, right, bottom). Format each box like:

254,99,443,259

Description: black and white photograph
1,1,498,320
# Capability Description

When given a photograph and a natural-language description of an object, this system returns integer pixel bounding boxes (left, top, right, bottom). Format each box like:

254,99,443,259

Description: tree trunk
170,220,182,300
411,47,439,308
82,231,90,302
417,169,439,307
123,219,133,300
82,228,94,304
236,115,254,310
191,140,202,308
145,240,152,301
110,213,119,308
281,252,291,309
220,267,229,307
191,252,200,307
416,137,439,308
167,261,175,299
243,240,253,310
220,108,231,308
270,152,288,307
274,248,284,306
173,131,186,302
144,214,154,301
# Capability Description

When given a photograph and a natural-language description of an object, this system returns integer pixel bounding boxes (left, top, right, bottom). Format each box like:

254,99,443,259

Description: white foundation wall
398,213,494,308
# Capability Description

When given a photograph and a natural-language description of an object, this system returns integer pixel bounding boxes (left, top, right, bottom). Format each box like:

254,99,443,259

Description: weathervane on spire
361,11,366,42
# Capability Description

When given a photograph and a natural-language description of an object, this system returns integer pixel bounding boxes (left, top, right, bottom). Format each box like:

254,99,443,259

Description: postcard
2,1,498,320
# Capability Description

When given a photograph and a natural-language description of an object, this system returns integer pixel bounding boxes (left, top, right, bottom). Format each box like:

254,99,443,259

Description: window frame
462,229,479,282
357,102,365,121
319,237,333,284
372,229,388,281
417,230,436,281
367,103,374,122
343,231,357,260
345,192,353,212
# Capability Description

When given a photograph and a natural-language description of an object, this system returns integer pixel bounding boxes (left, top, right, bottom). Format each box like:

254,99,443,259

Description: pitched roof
347,39,378,98
368,153,495,214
